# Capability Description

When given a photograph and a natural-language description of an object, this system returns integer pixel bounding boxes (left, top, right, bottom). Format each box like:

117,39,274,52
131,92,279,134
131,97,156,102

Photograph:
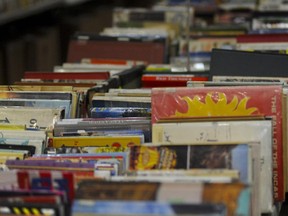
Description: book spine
48,136,143,148
90,107,151,118
24,72,110,80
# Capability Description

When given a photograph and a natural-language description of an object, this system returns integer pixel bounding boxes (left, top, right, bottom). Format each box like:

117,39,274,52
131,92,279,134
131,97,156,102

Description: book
236,33,288,52
48,135,144,148
127,141,261,215
178,36,237,56
211,76,288,83
23,71,110,80
126,169,240,179
5,159,95,178
129,143,253,183
141,74,209,88
113,6,193,31
81,58,146,66
52,117,152,143
72,201,227,216
151,85,284,201
0,98,72,119
0,144,36,157
54,63,130,76
91,95,151,108
113,65,145,89
152,119,273,213
67,33,167,64
0,202,64,216
75,180,250,216
90,107,151,118
0,106,64,130
209,48,288,81
1,139,44,155
30,152,129,175
16,170,75,202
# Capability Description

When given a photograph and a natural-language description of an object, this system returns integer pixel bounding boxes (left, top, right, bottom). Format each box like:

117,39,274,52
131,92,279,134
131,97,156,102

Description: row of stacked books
0,49,288,215
55,3,288,90
1,74,288,216
2,2,288,216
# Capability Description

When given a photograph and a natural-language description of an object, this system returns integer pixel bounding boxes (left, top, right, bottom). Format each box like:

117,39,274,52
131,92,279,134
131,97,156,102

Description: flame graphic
173,92,259,117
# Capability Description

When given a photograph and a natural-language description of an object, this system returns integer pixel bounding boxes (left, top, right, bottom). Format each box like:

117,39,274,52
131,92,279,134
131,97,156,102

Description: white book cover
0,106,63,129
152,119,273,213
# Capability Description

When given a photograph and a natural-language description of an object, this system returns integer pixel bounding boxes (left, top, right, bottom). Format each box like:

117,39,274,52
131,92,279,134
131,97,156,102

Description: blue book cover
90,107,151,118
72,200,227,216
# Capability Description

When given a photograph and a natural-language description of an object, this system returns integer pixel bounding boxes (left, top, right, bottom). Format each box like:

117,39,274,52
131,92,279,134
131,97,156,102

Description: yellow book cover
48,135,143,148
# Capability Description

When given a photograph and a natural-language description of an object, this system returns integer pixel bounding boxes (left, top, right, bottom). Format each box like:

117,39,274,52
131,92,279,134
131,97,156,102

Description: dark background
0,0,157,84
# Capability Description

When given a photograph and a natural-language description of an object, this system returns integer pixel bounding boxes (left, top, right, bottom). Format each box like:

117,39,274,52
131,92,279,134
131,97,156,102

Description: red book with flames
151,85,284,201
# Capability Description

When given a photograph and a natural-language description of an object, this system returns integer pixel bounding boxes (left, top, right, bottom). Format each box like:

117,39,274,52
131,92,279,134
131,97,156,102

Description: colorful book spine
90,107,151,118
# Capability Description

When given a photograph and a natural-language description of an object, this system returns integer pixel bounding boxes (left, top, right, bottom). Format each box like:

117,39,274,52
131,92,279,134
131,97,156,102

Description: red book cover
82,58,146,66
141,74,208,88
237,33,288,43
67,35,166,64
24,71,110,80
151,85,284,201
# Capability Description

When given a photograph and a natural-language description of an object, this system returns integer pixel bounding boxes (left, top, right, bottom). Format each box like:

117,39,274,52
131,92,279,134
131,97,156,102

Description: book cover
91,95,151,108
152,119,272,213
0,106,64,130
30,152,129,175
151,85,284,201
52,117,152,143
48,135,143,148
72,201,227,216
67,33,167,64
75,180,250,216
0,99,72,119
141,74,208,88
6,160,95,177
209,48,288,79
23,71,110,80
90,107,151,118
129,143,251,183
